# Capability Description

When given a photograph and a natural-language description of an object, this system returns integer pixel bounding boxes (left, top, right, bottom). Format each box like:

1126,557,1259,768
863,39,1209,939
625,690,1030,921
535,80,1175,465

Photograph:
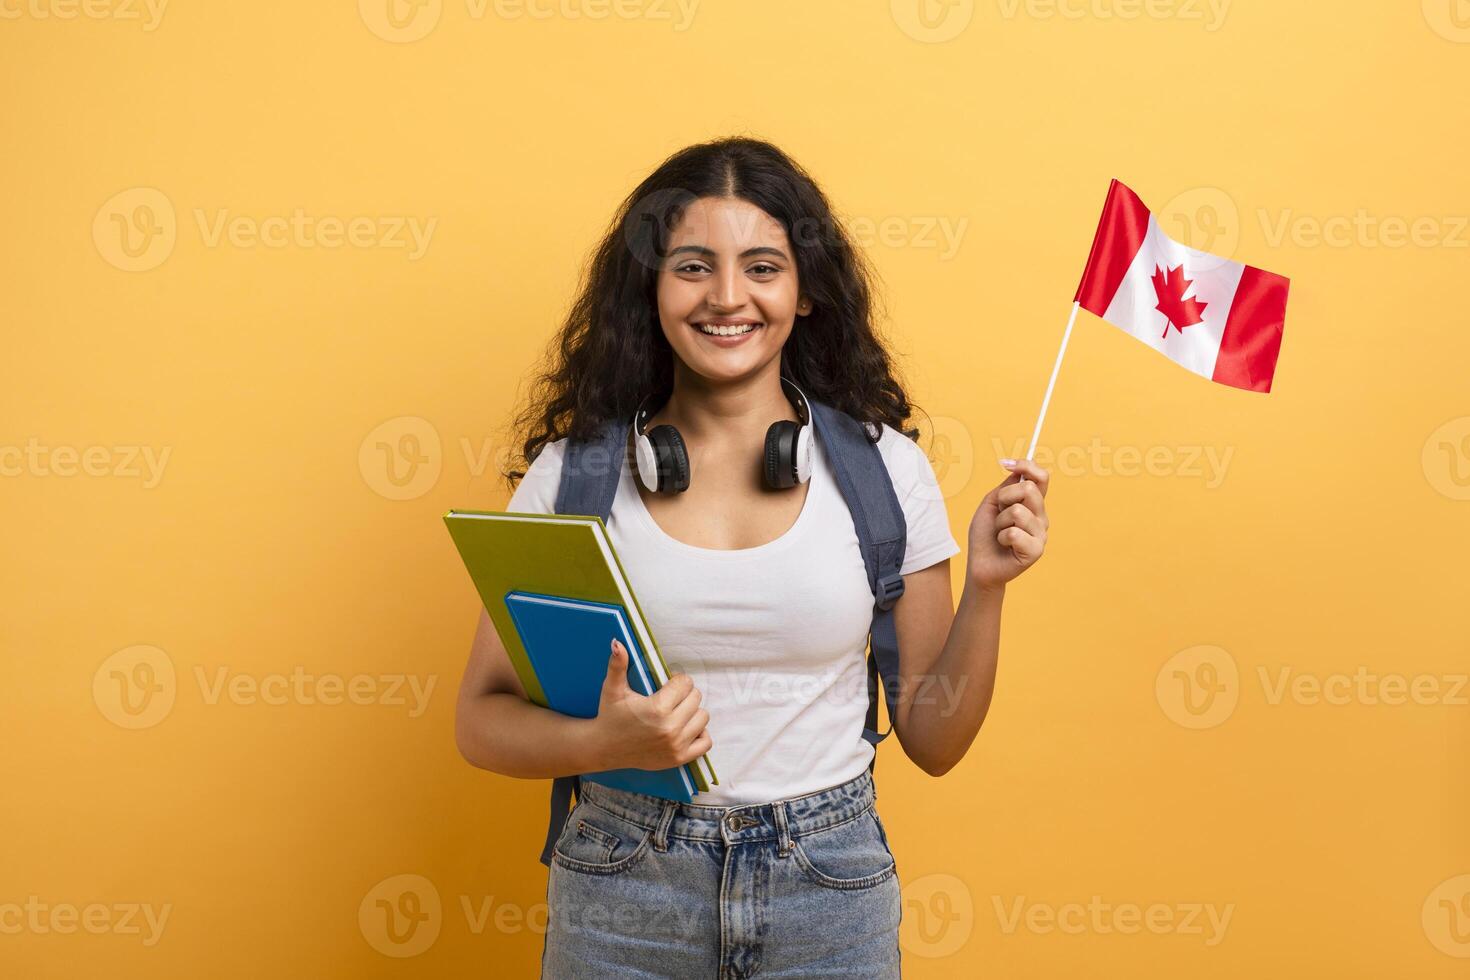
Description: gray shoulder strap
539,417,630,867
553,418,630,522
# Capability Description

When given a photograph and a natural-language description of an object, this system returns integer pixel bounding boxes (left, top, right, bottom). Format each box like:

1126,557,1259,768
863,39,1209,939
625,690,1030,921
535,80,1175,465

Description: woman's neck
653,364,798,447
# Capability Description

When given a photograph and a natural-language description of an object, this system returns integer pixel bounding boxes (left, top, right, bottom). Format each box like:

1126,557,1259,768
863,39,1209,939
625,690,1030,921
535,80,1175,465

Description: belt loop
772,800,793,857
653,800,676,852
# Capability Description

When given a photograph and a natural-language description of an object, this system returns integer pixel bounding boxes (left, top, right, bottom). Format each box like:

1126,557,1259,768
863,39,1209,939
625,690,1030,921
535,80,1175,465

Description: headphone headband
634,374,810,433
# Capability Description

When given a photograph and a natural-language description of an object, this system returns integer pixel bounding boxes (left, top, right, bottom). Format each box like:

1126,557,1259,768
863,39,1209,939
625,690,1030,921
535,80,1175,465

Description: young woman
455,137,1051,978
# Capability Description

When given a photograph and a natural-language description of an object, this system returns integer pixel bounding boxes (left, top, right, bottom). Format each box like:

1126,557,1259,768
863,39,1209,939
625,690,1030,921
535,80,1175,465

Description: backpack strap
805,399,908,761
539,417,631,868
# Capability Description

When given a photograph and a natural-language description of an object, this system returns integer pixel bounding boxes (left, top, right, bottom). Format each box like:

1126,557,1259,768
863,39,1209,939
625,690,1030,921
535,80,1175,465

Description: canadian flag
1075,179,1290,393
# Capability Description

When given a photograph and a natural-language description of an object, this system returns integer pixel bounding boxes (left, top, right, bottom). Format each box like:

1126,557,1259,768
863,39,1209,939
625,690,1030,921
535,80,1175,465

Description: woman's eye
748,263,780,276
674,262,709,274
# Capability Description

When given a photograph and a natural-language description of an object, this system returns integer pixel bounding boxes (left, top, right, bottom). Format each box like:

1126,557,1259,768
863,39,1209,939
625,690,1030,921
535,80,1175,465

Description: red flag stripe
1074,178,1151,315
1211,265,1290,392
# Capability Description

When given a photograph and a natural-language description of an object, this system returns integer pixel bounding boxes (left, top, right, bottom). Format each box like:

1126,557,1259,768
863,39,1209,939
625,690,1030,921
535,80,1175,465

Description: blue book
503,590,697,802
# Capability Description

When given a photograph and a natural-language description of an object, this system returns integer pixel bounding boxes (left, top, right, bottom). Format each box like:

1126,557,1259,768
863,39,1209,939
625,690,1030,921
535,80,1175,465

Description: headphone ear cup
793,423,813,485
639,424,690,493
634,431,658,492
764,420,800,490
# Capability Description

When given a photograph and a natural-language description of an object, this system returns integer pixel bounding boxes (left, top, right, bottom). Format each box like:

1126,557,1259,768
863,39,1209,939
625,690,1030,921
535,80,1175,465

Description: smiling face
655,196,811,383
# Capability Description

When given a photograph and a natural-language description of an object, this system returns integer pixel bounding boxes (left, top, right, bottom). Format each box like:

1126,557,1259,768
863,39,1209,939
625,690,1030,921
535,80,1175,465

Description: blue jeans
541,768,902,978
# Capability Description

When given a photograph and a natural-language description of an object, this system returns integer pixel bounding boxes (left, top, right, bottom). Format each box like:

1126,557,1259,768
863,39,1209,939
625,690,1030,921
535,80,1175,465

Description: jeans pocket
791,804,897,891
551,801,654,876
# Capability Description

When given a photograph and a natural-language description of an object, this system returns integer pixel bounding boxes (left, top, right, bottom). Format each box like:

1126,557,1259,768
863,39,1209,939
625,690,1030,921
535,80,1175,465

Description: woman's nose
707,267,747,310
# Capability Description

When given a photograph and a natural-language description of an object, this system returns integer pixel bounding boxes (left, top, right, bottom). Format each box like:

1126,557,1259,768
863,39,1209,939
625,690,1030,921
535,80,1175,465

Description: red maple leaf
1151,264,1208,339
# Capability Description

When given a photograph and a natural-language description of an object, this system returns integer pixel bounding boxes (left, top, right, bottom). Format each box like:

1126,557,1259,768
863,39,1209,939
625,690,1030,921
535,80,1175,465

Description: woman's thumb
605,639,628,687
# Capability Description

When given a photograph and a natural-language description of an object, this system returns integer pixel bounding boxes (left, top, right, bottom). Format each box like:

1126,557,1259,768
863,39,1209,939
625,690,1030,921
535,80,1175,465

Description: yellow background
3,1,1467,976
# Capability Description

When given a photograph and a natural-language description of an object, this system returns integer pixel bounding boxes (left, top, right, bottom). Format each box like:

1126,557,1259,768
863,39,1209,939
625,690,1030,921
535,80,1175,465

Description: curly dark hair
503,135,926,488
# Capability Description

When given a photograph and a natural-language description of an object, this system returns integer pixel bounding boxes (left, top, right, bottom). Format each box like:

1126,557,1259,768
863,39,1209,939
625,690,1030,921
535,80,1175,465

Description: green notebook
443,508,717,792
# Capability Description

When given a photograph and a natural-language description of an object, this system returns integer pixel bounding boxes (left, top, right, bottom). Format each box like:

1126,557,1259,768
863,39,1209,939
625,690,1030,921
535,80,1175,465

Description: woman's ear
797,297,812,316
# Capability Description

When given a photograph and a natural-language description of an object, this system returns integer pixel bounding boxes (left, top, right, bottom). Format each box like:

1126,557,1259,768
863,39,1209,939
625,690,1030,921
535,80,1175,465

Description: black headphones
632,375,814,494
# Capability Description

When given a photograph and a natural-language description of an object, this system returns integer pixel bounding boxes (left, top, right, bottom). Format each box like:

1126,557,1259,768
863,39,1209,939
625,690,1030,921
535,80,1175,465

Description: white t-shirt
505,420,962,805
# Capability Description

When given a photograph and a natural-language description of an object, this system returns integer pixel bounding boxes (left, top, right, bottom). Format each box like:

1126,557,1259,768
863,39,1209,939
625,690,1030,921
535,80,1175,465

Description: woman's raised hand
966,457,1051,591
595,639,712,771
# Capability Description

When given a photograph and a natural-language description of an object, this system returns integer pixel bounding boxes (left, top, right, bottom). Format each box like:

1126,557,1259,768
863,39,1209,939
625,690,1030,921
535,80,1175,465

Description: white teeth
697,323,761,336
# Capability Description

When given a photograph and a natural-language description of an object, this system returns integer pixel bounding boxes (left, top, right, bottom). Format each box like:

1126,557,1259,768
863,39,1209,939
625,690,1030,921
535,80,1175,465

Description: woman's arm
889,458,1050,776
454,608,613,778
455,608,713,778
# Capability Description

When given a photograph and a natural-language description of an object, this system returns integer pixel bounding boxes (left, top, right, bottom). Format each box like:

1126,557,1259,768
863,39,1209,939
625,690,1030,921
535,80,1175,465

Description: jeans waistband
576,769,877,848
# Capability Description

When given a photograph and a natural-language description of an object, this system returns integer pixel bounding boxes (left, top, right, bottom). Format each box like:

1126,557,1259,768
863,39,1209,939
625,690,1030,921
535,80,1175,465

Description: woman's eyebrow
740,246,789,260
666,244,790,260
670,243,793,262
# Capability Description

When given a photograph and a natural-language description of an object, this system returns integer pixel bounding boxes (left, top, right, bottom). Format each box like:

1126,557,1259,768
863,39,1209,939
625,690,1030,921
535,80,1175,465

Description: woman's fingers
679,730,713,765
996,501,1044,536
666,682,703,728
651,670,694,709
1000,458,1050,496
995,481,1047,526
677,707,711,747
997,526,1044,563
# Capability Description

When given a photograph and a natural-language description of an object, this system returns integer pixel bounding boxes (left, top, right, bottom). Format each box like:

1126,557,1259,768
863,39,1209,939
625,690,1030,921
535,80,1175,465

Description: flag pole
1024,300,1081,461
